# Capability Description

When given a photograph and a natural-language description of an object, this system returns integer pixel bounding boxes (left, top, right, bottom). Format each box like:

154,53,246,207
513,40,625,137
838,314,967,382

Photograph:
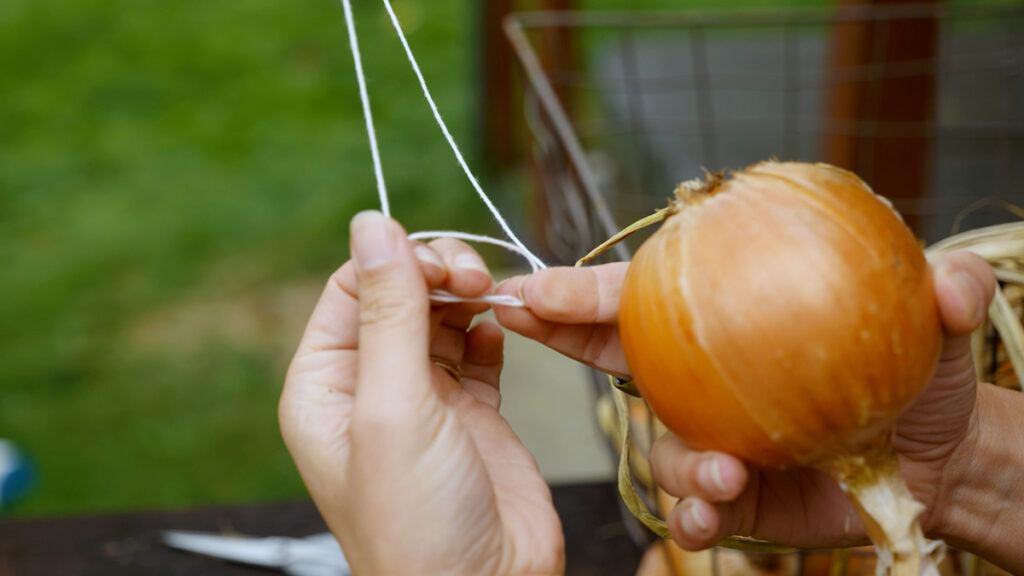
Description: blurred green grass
2,0,999,516
1,0,491,515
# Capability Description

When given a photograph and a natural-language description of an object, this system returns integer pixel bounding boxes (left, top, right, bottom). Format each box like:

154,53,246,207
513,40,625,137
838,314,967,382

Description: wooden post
538,0,576,126
823,0,939,235
480,0,575,170
480,0,516,170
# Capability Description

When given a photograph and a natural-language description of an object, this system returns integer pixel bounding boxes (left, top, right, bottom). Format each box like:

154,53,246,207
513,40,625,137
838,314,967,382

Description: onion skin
619,162,943,468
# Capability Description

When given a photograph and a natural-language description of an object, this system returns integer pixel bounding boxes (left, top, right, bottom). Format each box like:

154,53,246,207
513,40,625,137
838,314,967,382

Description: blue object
0,440,34,508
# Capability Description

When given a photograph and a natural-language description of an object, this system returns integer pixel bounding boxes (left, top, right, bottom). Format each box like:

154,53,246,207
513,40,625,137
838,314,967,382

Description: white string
339,0,548,308
428,291,526,308
409,230,540,308
340,0,389,217
408,231,545,272
378,0,546,271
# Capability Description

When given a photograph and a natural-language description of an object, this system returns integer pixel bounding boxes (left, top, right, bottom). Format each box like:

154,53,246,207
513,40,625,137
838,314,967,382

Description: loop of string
339,0,547,307
409,231,544,309
407,231,545,272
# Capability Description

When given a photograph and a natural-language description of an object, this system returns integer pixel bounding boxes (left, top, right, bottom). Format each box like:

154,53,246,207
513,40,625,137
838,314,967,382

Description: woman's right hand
281,213,564,576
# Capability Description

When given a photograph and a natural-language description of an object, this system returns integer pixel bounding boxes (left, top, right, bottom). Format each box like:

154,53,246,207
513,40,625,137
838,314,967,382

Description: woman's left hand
494,252,1008,559
280,211,564,575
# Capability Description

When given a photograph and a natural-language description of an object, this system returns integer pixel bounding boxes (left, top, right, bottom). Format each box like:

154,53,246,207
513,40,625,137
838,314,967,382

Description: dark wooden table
0,482,643,576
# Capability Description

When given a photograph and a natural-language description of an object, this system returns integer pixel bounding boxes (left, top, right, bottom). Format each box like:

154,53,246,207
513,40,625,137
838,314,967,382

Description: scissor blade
284,562,351,576
161,530,351,574
162,530,289,567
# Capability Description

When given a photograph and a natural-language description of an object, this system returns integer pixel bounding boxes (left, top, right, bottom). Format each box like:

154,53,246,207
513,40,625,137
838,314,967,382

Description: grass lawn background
1,0,1000,516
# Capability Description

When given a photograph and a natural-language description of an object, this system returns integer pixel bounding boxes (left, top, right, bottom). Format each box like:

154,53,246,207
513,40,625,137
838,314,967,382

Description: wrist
933,383,1024,572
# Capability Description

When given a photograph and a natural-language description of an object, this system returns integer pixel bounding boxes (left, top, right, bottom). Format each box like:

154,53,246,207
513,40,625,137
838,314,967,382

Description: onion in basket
617,162,944,575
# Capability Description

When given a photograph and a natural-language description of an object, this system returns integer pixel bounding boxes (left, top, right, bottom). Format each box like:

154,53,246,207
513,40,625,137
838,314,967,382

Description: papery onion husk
617,162,945,575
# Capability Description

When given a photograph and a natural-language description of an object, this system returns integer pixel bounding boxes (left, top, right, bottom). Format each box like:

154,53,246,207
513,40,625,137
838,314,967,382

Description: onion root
822,441,945,576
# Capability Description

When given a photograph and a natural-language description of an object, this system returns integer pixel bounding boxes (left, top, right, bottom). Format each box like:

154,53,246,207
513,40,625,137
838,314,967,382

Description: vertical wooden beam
824,0,939,235
538,0,576,126
536,0,579,262
480,0,516,170
480,0,576,171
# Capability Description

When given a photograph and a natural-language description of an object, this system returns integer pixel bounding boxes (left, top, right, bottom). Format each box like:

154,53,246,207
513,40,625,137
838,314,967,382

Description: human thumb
930,251,996,381
933,250,996,337
349,210,432,406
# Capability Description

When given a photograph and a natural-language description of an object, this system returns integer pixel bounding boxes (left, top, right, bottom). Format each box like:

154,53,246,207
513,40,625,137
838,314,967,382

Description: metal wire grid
506,5,1024,572
507,3,1024,267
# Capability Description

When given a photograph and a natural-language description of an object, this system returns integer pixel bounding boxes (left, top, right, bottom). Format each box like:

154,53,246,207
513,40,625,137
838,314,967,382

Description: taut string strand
339,0,388,218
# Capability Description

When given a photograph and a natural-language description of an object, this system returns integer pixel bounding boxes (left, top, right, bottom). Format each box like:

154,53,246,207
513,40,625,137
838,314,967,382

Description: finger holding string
285,210,443,509
413,239,501,400
459,320,505,410
427,239,494,333
348,214,436,415
289,236,452,362
281,228,455,461
416,237,494,335
494,262,632,378
411,232,540,310
426,237,494,299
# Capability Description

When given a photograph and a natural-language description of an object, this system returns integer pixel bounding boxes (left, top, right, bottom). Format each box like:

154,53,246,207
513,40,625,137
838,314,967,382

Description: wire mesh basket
506,4,1023,575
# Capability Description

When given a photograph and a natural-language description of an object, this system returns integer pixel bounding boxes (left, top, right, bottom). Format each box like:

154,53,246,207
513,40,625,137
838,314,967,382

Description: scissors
161,530,351,576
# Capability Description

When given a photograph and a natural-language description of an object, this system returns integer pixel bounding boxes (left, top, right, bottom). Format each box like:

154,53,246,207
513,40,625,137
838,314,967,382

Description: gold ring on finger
430,357,461,381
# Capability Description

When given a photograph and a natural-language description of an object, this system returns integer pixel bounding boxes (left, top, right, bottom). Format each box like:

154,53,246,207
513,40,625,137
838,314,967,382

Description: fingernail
699,457,728,495
951,269,983,326
496,274,531,305
494,275,522,295
516,275,530,304
350,211,395,270
414,245,444,271
454,253,489,275
681,500,709,535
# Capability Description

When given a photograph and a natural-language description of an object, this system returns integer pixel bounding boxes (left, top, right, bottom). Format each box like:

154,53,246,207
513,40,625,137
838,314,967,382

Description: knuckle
351,394,432,445
581,326,615,366
358,287,419,328
651,438,701,497
329,262,357,298
676,459,699,495
649,439,675,487
594,271,622,321
429,237,472,256
351,404,404,438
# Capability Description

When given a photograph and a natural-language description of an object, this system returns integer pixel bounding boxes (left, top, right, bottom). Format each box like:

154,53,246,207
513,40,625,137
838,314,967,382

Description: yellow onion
617,162,944,575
